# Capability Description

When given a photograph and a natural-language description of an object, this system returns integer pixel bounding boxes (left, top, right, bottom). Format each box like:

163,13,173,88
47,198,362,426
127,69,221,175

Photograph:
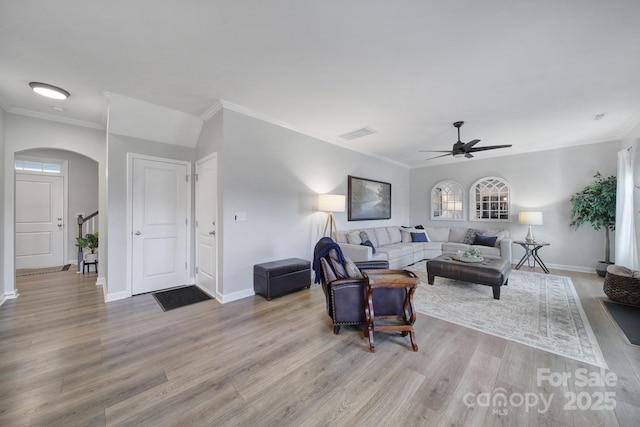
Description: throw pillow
320,257,337,283
328,249,348,279
345,231,362,245
361,240,376,254
359,231,369,242
344,257,363,278
463,228,480,244
411,231,428,242
473,234,498,247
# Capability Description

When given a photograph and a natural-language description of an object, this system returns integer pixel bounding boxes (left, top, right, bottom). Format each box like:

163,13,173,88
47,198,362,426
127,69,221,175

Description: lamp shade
518,211,543,225
318,194,345,212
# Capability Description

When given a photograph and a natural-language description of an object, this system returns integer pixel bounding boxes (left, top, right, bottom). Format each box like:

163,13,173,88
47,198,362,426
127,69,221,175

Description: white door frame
195,152,219,298
125,153,192,297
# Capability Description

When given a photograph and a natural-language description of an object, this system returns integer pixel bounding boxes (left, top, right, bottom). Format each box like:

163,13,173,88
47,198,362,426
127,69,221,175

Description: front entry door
15,173,64,269
196,154,217,296
132,157,189,295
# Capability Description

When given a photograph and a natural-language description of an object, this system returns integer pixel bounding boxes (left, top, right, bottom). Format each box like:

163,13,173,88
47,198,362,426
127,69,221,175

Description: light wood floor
1,265,639,426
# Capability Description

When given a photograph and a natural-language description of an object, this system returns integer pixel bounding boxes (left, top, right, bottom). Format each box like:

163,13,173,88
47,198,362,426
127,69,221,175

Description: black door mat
152,285,213,311
603,300,640,346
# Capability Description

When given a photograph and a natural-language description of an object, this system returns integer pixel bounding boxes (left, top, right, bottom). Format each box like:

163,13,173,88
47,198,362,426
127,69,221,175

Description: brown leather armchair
314,238,411,334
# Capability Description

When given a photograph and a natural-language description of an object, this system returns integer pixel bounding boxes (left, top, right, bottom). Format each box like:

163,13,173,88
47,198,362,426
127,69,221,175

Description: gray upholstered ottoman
426,255,511,300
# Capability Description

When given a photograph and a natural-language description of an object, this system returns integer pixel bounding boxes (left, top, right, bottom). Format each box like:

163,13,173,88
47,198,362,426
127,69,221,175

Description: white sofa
336,226,513,270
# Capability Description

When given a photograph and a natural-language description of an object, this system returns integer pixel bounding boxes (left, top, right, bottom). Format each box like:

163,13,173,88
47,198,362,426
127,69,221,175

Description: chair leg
333,325,341,335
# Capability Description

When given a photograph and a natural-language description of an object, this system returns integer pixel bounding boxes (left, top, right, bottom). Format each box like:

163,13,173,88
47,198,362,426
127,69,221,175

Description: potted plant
569,172,616,276
76,232,99,263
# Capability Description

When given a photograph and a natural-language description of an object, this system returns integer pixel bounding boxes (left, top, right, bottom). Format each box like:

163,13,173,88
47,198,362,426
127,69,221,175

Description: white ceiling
1,0,640,167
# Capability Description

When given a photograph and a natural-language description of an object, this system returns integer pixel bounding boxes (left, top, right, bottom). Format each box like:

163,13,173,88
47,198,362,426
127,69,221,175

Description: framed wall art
348,175,391,221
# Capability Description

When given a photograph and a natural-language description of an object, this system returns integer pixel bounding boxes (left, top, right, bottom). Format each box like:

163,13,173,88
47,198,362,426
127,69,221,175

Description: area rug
602,300,640,346
406,261,607,368
16,264,71,277
152,285,213,311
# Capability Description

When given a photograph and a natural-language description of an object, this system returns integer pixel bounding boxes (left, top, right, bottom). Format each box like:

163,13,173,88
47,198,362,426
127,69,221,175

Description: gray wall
410,140,620,271
213,109,410,297
17,148,99,263
106,134,196,298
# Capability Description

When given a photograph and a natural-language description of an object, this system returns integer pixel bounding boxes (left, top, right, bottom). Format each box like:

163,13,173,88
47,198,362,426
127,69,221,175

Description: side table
514,240,550,274
362,269,418,353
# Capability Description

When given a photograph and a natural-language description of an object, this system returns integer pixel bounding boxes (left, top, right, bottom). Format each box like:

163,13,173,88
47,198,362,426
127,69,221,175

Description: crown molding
200,100,223,121
206,99,409,169
8,107,104,130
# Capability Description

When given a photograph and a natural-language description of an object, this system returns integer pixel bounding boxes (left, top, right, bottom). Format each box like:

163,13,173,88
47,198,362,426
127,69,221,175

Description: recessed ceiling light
29,82,70,100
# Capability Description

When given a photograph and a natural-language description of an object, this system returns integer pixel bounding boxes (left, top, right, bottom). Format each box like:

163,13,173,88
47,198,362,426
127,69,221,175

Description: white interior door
196,154,217,296
15,173,64,269
132,158,188,295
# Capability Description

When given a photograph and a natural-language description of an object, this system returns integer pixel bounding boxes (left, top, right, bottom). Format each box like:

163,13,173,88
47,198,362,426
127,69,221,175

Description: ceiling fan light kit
421,121,512,161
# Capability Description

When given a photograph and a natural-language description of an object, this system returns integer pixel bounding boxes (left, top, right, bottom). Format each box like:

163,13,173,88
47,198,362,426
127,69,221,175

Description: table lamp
518,211,543,243
318,194,345,240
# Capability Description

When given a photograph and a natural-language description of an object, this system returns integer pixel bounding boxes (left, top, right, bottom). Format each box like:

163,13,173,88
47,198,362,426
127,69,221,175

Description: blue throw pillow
473,234,498,247
411,232,428,242
361,240,376,254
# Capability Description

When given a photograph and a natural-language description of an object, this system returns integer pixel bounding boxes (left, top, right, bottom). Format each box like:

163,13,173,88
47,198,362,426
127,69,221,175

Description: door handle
208,231,215,236
135,230,142,235
57,223,63,228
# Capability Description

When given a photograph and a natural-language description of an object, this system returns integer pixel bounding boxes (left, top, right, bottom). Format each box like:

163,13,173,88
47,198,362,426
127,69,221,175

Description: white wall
410,140,620,271
105,134,196,300
17,148,99,263
212,109,410,299
2,114,105,299
0,109,6,304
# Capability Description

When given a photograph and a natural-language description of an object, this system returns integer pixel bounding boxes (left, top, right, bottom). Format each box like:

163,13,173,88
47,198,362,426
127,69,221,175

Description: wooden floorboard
0,265,639,426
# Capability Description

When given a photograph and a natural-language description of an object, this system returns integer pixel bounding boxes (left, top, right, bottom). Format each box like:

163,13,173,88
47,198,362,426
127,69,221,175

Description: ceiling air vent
338,127,377,140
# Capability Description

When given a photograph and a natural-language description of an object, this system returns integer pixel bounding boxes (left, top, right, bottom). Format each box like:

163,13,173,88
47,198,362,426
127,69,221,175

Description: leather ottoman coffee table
426,254,511,300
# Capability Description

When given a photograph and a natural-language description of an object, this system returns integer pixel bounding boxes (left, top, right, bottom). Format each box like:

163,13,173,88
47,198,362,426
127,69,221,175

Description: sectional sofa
335,225,512,270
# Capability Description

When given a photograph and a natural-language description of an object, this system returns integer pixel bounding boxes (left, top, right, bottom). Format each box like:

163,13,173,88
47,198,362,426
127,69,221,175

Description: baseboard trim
96,276,106,287
1,289,20,306
510,259,596,275
218,288,255,304
105,290,129,302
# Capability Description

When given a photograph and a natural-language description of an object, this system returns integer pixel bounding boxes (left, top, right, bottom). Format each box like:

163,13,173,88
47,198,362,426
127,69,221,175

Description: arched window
470,177,511,221
431,180,464,220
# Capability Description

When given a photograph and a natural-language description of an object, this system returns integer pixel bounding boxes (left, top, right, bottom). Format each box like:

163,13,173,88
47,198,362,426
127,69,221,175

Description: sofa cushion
426,227,450,242
442,242,469,253
474,234,498,247
448,227,468,243
345,231,362,245
376,244,413,259
387,226,402,244
374,228,391,247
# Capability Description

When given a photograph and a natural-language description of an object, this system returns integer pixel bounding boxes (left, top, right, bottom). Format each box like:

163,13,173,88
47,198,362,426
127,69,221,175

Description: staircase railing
77,211,98,270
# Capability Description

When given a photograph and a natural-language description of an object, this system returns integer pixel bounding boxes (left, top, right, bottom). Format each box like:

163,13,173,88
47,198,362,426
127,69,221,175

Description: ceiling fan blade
467,144,513,153
462,139,481,151
465,152,473,158
419,150,454,153
424,153,453,160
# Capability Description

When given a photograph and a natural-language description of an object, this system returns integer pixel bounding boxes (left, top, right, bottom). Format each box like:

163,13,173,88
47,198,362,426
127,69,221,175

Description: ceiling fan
421,121,512,160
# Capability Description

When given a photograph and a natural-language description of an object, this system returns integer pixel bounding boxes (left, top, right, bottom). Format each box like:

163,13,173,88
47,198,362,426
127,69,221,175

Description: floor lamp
518,211,543,243
318,194,345,240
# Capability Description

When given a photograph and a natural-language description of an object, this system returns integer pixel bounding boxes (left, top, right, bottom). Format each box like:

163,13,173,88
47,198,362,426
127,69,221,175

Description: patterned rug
406,261,607,368
16,264,71,277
